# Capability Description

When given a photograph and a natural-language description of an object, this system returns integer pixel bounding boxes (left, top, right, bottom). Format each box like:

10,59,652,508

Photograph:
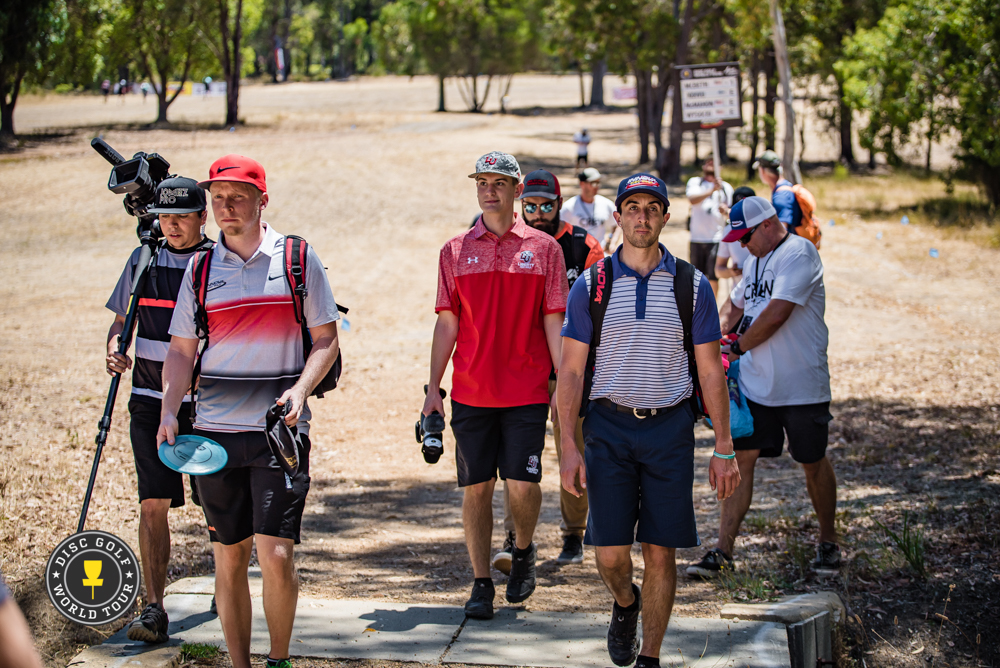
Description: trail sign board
676,62,743,130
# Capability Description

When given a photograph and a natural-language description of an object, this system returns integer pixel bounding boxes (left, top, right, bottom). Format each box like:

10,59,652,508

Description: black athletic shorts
733,399,833,464
689,242,719,281
192,430,311,545
128,398,195,507
450,400,548,487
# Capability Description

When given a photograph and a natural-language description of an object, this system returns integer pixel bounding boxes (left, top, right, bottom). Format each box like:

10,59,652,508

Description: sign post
675,62,743,174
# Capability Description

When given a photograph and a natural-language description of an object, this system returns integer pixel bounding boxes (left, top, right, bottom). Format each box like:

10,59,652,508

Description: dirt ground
0,75,997,667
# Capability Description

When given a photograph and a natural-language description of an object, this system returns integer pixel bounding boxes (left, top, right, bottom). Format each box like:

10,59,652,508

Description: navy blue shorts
582,400,700,548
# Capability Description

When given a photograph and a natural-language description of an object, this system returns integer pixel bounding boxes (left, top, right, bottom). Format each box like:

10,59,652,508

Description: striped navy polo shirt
106,239,213,404
561,244,722,409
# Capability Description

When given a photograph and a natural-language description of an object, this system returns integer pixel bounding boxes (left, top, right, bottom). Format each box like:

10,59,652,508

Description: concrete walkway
73,572,792,668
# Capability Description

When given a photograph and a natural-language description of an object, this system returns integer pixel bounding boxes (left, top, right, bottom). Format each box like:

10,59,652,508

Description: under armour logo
467,257,478,264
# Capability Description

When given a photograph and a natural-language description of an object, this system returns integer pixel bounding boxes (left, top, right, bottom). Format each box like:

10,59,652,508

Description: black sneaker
812,542,841,573
464,580,495,620
492,530,515,576
685,548,733,579
607,583,641,666
506,542,537,603
126,602,169,643
557,535,584,564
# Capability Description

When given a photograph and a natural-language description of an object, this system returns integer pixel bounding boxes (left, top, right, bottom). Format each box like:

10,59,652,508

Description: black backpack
581,255,705,418
190,235,348,407
554,224,593,289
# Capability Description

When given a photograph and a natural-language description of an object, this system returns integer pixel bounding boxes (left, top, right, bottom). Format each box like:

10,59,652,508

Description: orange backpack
777,183,822,249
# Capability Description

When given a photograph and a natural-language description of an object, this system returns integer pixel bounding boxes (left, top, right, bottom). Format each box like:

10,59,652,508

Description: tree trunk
226,0,244,126
649,75,668,174
1,70,24,138
589,59,606,108
748,64,760,179
437,75,446,112
0,99,14,138
578,65,586,107
156,88,169,123
764,52,776,150
769,0,800,184
837,79,855,165
635,69,650,164
663,0,696,184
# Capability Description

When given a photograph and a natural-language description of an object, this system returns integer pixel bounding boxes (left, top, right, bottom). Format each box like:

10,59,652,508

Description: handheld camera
91,137,172,239
415,386,447,464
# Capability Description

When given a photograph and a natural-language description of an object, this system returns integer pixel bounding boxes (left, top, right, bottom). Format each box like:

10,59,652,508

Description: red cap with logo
198,154,267,193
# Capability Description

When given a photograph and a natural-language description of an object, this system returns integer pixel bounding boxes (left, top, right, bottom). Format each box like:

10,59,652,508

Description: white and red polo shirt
436,214,568,408
169,223,340,435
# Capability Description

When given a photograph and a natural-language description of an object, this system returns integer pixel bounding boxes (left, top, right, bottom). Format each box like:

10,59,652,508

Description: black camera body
92,137,171,239
415,385,448,464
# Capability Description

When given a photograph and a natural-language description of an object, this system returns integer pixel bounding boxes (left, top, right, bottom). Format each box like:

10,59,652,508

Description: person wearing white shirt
686,159,733,296
687,195,839,580
573,128,591,168
561,167,616,251
715,186,756,285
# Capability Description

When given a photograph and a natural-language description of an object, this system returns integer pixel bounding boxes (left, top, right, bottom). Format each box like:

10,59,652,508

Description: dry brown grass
1,76,997,667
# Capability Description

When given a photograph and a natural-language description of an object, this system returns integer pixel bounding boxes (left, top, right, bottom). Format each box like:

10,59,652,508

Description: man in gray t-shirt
159,155,340,668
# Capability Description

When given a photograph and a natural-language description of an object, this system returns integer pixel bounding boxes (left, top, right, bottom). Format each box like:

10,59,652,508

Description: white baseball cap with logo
722,195,777,242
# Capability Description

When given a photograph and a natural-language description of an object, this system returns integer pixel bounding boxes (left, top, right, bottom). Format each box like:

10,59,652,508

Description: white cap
722,196,777,242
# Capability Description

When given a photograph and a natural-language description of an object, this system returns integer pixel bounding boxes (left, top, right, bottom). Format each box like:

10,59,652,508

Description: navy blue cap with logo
615,172,670,209
147,176,207,215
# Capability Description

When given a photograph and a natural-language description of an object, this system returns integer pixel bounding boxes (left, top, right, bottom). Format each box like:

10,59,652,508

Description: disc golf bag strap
581,255,614,417
282,235,348,398
190,245,214,417
673,258,706,419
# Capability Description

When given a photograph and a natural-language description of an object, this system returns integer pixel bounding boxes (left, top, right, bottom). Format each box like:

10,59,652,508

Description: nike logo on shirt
267,274,283,281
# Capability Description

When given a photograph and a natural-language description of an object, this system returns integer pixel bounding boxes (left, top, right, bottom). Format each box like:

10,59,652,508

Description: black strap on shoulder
189,242,215,416
673,258,704,417
581,255,614,416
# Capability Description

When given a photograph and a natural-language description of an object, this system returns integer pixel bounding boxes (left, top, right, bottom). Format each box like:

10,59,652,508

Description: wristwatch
730,339,744,356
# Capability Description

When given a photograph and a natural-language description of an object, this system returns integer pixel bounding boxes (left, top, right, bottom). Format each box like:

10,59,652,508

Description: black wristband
730,339,744,356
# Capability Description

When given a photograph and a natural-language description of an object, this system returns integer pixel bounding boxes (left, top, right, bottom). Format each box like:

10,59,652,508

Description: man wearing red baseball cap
159,154,342,668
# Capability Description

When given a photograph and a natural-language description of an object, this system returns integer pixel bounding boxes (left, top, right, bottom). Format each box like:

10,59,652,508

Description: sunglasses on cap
523,202,555,214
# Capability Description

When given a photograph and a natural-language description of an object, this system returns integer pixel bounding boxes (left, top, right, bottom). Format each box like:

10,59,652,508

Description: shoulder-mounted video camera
91,137,172,240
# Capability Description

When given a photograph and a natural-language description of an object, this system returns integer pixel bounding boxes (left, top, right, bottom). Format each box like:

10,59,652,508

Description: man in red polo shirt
423,152,569,620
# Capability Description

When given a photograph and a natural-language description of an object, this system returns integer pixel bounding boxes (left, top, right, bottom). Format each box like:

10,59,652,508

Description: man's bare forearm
427,314,458,391
695,349,733,454
543,312,564,370
556,370,584,445
161,345,196,421
294,331,339,395
738,299,795,350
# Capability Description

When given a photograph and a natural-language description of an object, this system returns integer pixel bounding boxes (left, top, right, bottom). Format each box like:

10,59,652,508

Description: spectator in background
714,186,756,289
753,150,802,234
102,79,111,101
686,158,733,297
573,128,591,168
561,168,616,252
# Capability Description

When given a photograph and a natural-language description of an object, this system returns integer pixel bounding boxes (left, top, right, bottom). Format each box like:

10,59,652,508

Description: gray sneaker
557,534,584,564
126,603,169,643
812,542,841,573
492,530,515,575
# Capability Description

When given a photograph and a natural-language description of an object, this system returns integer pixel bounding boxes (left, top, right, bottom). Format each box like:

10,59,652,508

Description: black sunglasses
738,225,759,246
523,202,555,214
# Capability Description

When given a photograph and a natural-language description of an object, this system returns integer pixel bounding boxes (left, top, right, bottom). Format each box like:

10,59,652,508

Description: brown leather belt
594,397,678,419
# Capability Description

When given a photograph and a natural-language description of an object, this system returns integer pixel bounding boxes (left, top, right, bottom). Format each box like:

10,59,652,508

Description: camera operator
104,177,213,643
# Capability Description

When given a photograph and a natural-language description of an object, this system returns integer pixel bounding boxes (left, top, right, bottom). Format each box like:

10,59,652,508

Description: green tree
48,0,113,90
1,0,61,137
204,0,263,125
108,0,213,124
